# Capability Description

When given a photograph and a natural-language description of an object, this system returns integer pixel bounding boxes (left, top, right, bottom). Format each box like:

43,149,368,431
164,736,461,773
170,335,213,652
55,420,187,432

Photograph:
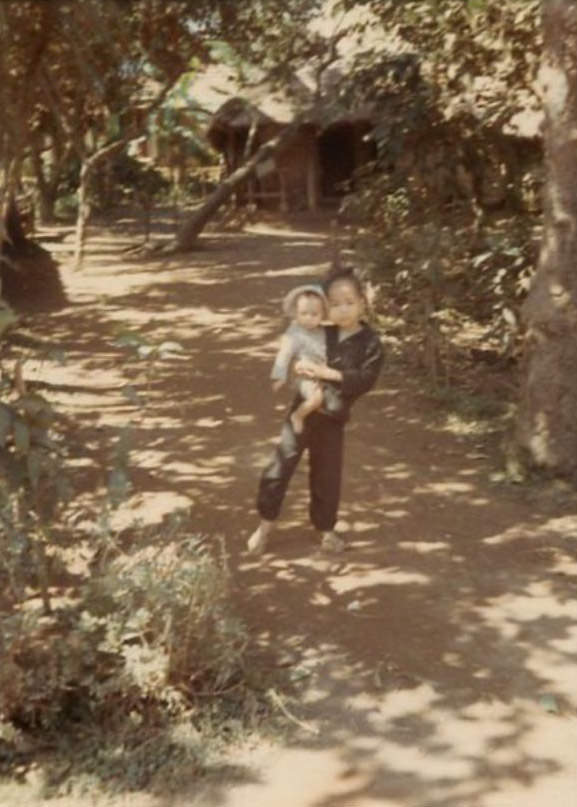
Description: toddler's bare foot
290,411,304,434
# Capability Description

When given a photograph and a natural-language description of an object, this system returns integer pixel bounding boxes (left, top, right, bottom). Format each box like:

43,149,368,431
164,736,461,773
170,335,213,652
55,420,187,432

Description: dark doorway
318,122,376,201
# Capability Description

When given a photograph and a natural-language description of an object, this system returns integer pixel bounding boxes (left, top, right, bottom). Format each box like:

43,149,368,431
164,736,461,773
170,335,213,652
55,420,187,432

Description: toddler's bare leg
291,384,323,434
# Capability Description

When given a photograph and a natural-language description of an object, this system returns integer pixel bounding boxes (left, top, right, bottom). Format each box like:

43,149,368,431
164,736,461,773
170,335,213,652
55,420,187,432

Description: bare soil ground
3,216,577,807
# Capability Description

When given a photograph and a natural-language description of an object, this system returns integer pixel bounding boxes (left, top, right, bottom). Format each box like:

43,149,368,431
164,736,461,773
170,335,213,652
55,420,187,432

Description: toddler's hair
322,263,365,299
282,284,327,317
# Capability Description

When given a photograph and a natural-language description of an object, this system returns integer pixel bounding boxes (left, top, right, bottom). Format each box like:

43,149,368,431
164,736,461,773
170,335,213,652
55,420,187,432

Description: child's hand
295,359,341,383
294,358,320,378
272,379,285,392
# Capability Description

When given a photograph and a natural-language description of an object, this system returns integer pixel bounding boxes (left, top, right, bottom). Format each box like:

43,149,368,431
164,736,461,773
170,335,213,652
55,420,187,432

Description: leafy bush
0,526,247,731
0,326,253,744
91,154,170,213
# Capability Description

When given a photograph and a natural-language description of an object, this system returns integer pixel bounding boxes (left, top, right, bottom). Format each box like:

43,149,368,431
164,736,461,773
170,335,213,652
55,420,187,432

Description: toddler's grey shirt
270,322,327,383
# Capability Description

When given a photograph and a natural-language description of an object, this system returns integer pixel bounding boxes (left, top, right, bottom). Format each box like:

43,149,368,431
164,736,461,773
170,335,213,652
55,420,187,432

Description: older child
248,265,384,555
271,284,328,434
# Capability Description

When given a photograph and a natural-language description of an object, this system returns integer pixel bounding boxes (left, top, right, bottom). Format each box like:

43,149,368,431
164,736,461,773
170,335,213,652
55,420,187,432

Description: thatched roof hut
191,4,396,211
204,82,379,211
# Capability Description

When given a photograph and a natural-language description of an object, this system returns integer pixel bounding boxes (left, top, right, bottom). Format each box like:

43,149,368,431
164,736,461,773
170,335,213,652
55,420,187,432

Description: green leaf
0,404,13,447
46,349,67,365
539,693,560,714
0,304,17,338
13,418,30,454
121,385,144,405
19,393,52,420
114,330,146,348
26,449,42,490
107,468,131,507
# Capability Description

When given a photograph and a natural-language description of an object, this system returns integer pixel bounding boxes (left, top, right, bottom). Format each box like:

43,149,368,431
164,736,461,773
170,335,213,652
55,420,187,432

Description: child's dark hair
322,263,365,299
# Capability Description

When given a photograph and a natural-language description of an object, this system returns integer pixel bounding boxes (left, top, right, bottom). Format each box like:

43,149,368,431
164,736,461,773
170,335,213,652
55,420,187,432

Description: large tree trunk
1,198,67,312
517,0,577,474
172,122,300,252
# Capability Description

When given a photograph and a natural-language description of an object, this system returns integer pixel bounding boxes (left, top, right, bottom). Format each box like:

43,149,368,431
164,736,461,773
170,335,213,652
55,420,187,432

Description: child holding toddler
248,265,384,556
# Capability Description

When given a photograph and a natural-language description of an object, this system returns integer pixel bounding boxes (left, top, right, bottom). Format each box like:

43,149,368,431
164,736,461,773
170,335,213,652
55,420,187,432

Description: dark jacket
294,323,384,423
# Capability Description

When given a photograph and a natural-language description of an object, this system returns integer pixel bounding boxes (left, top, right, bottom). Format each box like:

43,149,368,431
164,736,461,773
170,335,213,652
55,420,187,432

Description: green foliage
0,0,326,219
0,326,253,754
0,353,70,611
91,154,170,212
0,524,247,731
331,0,542,375
338,0,541,121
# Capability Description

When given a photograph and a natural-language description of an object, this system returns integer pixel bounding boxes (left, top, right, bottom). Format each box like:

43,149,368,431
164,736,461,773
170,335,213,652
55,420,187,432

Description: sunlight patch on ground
382,462,412,480
442,413,493,435
131,449,168,468
262,262,330,277
538,514,577,535
104,304,242,328
473,587,577,707
125,414,186,429
22,360,126,390
381,509,410,519
550,553,577,577
193,416,224,428
109,490,193,530
482,523,539,546
476,583,577,626
398,540,450,553
335,519,380,532
330,568,430,594
162,460,234,483
247,224,327,241
414,480,475,495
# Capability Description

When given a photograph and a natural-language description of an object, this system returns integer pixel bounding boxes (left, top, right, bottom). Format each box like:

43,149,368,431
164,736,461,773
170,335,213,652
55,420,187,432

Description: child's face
294,295,324,330
327,279,365,331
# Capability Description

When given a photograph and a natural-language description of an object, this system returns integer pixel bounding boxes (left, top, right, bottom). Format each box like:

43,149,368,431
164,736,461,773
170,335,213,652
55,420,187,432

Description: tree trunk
73,140,125,269
73,158,91,269
173,122,301,252
1,198,67,312
517,0,577,474
30,137,69,224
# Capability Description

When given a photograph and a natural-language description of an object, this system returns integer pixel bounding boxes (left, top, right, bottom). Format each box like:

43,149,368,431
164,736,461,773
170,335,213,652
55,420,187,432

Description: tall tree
0,0,324,259
517,0,577,474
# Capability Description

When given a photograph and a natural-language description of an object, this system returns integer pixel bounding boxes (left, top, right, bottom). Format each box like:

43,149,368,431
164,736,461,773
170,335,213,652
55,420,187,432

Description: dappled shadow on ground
8,223,577,807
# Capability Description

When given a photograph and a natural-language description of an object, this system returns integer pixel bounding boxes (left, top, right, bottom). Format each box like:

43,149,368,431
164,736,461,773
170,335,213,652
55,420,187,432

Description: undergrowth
0,322,280,800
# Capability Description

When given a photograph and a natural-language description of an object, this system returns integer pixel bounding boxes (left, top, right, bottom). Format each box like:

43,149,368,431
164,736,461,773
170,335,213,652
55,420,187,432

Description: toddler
270,284,327,434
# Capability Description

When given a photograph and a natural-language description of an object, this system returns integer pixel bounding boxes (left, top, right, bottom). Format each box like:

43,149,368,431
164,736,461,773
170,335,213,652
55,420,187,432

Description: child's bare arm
294,357,342,383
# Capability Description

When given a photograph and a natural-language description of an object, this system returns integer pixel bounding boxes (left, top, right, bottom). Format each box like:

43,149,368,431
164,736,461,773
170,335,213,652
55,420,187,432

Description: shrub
0,526,247,731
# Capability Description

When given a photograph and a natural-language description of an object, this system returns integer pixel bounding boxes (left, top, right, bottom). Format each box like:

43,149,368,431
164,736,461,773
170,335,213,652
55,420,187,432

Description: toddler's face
294,295,324,330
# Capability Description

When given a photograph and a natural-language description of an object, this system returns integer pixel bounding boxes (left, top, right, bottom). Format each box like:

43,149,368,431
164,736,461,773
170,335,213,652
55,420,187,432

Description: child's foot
247,522,272,555
290,411,304,434
320,531,346,553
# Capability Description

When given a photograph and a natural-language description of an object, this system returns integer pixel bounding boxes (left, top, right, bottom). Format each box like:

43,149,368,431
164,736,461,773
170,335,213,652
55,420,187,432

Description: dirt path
17,221,577,806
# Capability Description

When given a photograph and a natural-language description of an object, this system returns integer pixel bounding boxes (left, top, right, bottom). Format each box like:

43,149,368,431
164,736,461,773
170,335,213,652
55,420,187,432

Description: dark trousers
257,411,344,531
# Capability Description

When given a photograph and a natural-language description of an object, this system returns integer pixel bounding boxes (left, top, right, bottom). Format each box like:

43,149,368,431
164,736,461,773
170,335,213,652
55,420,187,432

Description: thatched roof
189,0,543,148
189,2,402,145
